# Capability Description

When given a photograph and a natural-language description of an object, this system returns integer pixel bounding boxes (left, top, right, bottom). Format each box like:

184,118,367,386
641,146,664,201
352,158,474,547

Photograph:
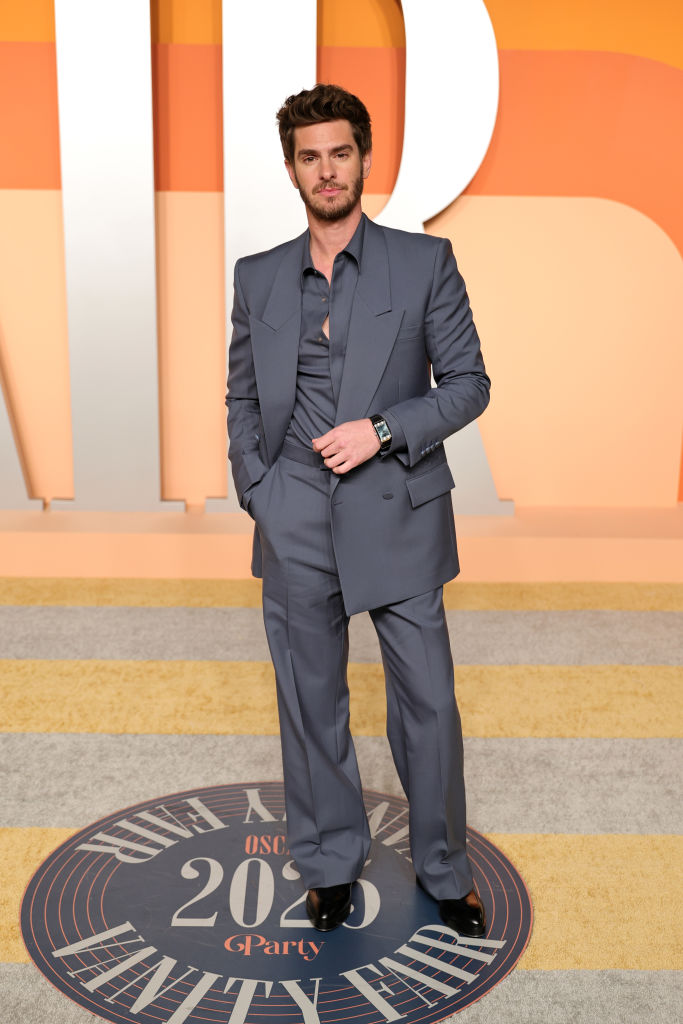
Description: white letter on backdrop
378,0,511,514
50,0,175,510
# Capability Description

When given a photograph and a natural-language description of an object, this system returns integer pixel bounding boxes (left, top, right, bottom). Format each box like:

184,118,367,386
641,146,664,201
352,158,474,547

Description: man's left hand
312,419,380,473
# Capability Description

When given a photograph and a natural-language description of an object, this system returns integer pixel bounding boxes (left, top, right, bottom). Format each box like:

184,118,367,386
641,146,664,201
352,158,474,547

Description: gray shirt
284,216,364,448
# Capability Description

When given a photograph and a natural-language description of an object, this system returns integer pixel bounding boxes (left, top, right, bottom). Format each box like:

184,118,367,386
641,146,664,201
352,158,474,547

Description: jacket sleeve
380,237,491,468
225,260,269,510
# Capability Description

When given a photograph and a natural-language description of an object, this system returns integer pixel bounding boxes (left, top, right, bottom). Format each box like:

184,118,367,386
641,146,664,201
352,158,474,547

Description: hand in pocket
247,460,278,523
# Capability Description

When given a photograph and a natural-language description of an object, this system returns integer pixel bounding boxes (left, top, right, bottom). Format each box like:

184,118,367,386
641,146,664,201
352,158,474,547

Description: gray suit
227,216,490,897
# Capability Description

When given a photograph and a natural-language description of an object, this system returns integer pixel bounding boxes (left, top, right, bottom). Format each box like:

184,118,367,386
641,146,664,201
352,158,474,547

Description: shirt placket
314,271,330,342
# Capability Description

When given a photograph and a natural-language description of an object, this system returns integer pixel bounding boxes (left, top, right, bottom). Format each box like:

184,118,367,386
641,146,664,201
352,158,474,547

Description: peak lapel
262,231,307,330
250,233,306,461
335,219,404,426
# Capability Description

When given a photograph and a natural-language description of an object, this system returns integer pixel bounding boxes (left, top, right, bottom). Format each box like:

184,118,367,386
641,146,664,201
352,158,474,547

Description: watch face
373,417,392,447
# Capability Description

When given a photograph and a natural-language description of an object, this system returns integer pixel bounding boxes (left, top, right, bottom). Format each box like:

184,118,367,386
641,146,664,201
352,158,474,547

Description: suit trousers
249,445,475,899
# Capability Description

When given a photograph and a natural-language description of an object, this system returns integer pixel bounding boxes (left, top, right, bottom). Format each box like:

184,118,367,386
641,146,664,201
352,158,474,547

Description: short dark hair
276,83,372,163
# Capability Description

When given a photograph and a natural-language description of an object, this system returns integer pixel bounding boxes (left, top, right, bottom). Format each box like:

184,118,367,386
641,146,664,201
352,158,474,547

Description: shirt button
321,297,327,302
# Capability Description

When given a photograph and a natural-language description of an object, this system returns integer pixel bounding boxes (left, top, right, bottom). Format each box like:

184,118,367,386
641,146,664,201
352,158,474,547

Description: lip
317,187,343,196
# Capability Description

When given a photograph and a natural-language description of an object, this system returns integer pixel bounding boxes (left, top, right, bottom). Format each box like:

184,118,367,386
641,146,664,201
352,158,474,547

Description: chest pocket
406,461,455,508
395,322,423,343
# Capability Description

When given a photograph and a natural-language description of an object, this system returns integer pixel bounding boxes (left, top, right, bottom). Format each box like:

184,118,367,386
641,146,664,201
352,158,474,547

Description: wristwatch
370,414,392,453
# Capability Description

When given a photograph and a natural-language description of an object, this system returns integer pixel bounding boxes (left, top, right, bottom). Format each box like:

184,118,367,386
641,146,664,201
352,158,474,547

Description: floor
1,579,681,1023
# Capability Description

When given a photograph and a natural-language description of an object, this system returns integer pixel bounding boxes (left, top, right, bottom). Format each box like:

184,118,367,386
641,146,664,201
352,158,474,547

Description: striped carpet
1,580,681,1023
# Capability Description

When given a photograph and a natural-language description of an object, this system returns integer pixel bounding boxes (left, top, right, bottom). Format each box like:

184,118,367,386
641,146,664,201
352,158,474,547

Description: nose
319,154,335,179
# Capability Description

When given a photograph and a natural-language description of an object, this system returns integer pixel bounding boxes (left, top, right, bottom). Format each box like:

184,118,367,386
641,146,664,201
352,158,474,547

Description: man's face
285,120,372,223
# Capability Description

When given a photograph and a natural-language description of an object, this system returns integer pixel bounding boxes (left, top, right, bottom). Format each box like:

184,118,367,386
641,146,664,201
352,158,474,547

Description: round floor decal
22,782,532,1023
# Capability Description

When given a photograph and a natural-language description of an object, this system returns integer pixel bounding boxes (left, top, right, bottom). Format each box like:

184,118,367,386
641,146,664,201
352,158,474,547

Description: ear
361,148,372,180
284,159,299,189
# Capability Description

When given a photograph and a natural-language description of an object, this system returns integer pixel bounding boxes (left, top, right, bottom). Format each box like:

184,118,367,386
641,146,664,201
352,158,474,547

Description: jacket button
382,492,394,500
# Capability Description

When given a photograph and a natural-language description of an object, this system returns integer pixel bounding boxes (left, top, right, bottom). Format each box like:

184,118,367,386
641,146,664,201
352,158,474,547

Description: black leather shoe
438,890,486,937
305,883,353,932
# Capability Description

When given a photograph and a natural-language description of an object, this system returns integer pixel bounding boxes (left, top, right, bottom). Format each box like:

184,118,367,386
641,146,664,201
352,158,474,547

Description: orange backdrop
0,0,681,508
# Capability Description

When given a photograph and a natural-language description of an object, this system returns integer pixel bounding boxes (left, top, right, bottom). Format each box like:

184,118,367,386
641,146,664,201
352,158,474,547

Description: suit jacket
226,215,490,614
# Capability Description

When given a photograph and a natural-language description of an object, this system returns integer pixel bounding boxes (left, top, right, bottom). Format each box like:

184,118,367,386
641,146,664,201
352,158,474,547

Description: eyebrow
297,144,353,157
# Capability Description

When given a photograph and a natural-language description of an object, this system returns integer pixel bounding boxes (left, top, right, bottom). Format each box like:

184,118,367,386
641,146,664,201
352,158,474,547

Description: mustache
313,182,348,194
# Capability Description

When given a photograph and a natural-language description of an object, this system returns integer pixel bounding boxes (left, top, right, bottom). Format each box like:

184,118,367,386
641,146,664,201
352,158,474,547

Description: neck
307,204,362,269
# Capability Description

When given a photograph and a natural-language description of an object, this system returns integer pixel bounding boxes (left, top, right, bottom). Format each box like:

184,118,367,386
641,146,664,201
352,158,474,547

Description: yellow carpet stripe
487,834,682,970
1,579,681,610
2,829,680,968
1,828,74,963
2,662,680,737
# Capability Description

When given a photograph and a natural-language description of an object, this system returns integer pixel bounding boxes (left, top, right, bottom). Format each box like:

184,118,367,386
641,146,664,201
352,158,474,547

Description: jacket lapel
250,233,306,461
335,218,404,426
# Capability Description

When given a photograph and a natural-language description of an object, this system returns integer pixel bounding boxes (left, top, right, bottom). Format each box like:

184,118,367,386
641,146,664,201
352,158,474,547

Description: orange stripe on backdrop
152,42,223,192
151,0,222,45
317,46,405,197
0,42,60,189
429,196,683,508
0,0,54,41
485,0,683,72
149,0,683,69
155,192,227,504
465,51,683,258
0,191,72,501
318,0,405,48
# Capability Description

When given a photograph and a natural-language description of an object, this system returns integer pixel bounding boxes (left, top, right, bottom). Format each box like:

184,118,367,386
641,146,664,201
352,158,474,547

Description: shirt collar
301,213,367,280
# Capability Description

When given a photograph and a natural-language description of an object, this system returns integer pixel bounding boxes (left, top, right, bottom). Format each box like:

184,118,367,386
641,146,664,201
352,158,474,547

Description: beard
295,172,365,222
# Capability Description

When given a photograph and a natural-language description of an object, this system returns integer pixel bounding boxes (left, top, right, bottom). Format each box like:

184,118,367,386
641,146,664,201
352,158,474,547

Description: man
226,84,490,936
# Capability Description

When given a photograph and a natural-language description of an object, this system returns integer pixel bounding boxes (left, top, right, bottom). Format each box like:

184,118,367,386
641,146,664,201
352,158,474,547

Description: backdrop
0,0,681,517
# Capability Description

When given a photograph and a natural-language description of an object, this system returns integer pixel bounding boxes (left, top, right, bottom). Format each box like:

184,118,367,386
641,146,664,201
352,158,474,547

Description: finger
324,451,346,468
312,431,335,452
321,441,342,458
331,457,354,474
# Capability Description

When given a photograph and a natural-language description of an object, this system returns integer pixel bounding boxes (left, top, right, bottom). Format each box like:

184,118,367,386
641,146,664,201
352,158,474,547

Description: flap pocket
406,461,455,508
